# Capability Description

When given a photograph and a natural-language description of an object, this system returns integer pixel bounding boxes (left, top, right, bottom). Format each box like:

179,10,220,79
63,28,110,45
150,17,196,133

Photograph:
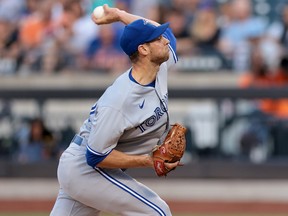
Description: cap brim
145,22,169,43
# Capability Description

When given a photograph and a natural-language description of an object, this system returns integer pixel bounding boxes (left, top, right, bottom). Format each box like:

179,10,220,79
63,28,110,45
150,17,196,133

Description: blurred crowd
0,0,288,75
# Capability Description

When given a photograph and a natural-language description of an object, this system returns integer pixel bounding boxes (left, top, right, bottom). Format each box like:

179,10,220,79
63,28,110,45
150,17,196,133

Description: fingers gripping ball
152,123,187,177
93,6,105,19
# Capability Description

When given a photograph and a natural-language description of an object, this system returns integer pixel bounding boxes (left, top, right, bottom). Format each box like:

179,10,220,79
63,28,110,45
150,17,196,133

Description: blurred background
1,0,288,215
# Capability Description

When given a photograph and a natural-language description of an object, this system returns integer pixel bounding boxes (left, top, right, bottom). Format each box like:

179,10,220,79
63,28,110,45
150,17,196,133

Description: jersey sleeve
86,106,131,168
163,27,178,68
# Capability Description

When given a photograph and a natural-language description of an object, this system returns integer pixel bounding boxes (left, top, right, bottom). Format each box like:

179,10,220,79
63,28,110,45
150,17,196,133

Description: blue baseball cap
120,19,169,56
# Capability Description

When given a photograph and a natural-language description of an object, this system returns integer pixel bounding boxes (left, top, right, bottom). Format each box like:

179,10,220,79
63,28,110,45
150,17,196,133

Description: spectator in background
0,0,27,75
238,46,273,163
261,2,288,71
79,24,129,73
240,52,288,119
218,0,267,73
239,44,274,122
268,55,288,118
189,2,222,57
0,16,22,75
163,7,192,56
238,48,288,162
18,0,55,74
23,0,40,16
266,2,288,49
42,0,98,73
16,118,56,164
216,0,233,30
163,0,200,19
268,55,288,157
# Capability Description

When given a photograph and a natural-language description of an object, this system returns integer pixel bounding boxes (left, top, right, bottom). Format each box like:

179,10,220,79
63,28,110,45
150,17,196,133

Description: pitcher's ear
138,44,149,55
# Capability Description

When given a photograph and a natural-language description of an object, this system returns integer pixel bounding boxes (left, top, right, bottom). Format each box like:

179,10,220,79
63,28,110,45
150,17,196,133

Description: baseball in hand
93,6,104,19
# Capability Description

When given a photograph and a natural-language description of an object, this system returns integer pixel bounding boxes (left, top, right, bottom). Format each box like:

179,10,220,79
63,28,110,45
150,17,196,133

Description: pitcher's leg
90,168,172,216
50,188,100,216
55,151,171,215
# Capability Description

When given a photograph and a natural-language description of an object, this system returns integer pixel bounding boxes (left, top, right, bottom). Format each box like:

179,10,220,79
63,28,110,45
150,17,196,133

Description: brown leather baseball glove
152,123,187,177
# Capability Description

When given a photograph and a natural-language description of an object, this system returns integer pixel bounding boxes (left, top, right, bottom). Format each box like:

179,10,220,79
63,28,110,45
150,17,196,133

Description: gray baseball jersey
50,28,178,216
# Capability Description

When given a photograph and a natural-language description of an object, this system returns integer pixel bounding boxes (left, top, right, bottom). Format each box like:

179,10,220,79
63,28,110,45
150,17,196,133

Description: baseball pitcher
50,4,186,216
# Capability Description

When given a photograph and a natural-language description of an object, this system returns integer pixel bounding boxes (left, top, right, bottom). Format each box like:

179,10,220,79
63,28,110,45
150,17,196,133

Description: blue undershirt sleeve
86,148,110,168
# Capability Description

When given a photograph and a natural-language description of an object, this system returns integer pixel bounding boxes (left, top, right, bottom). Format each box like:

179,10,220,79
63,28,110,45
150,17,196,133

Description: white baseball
93,6,104,19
